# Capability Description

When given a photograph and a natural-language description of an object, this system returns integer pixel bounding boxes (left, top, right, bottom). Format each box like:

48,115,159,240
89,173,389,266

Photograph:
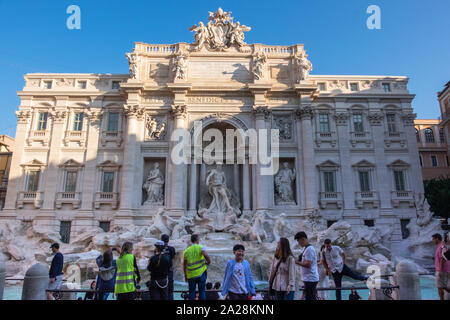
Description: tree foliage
424,175,450,221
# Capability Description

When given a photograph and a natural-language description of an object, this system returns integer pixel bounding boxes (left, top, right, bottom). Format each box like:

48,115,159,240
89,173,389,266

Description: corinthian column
253,106,271,211
297,105,318,210
119,105,144,212
168,105,188,213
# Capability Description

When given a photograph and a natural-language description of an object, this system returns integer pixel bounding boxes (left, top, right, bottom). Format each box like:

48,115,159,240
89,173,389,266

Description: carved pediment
352,160,375,168
59,159,84,168
387,159,410,168
20,159,46,168
317,160,340,168
97,160,121,168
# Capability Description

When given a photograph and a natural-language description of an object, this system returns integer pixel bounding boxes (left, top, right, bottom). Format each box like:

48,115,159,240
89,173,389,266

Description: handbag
443,246,450,261
268,259,282,299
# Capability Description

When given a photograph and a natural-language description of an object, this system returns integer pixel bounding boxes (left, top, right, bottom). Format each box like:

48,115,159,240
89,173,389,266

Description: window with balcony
107,112,119,132
36,112,48,131
386,114,397,133
359,171,371,192
319,114,330,133
394,170,406,191
323,171,336,193
63,171,78,192
352,114,364,133
425,128,435,143
102,171,115,193
72,112,83,131
382,83,391,92
431,155,438,167
26,170,40,192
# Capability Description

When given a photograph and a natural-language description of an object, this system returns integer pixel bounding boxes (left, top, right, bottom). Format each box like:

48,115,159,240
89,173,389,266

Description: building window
359,171,371,192
350,83,359,91
439,128,445,143
364,219,374,227
415,129,420,142
446,156,449,167
72,112,83,131
112,81,120,89
382,83,391,92
318,83,326,91
323,171,336,192
319,114,330,133
400,219,410,239
107,112,119,132
77,80,87,89
63,171,78,192
99,221,111,232
43,81,52,89
425,128,435,143
394,170,406,191
431,155,438,167
386,114,397,133
327,220,337,228
352,114,364,132
102,172,115,192
26,171,40,192
60,221,71,244
36,112,48,131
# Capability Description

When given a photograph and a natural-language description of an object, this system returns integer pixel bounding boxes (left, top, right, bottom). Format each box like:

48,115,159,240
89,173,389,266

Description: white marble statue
206,163,233,213
189,21,209,51
171,214,194,240
148,209,177,238
126,52,139,79
295,52,312,82
250,211,269,243
229,21,251,47
143,163,165,205
146,117,166,140
272,213,288,243
252,52,267,80
172,52,188,80
274,162,296,204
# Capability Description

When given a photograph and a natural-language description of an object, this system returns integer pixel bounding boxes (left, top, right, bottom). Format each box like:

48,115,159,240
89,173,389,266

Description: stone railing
391,190,414,208
350,131,372,147
63,131,87,147
100,131,123,147
55,192,81,209
26,130,51,146
94,192,119,209
355,191,380,209
384,131,406,148
135,43,177,55
17,191,44,209
319,192,343,209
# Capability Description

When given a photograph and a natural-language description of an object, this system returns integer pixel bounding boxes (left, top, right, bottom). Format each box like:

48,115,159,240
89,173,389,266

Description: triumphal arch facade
1,8,425,245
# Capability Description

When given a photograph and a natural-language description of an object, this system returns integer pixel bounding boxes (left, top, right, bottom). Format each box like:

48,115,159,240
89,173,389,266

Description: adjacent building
0,135,14,209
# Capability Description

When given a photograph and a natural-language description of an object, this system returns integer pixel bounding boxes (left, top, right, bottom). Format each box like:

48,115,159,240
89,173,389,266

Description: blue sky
0,0,448,137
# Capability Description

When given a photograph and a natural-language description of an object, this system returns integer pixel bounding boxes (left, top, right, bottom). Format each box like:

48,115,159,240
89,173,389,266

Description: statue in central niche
198,162,240,231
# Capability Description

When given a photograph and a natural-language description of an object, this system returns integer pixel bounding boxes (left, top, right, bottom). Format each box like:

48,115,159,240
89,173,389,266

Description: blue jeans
188,271,207,300
332,264,368,300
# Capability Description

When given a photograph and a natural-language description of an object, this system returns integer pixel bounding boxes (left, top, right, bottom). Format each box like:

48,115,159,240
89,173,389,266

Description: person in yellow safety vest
183,234,211,300
115,242,141,300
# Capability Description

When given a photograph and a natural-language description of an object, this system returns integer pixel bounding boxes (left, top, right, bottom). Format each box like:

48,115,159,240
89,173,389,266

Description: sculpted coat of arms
189,8,251,52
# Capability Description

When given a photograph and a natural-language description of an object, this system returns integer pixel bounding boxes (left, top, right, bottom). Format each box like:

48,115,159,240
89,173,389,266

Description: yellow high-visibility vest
184,244,207,279
114,254,135,294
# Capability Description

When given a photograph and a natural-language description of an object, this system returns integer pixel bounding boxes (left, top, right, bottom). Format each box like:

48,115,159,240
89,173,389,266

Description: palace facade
0,9,423,246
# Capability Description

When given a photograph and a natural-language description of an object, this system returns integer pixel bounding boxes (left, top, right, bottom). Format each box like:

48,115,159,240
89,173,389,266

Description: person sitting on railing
349,287,362,300
205,282,219,300
322,239,369,301
84,281,96,300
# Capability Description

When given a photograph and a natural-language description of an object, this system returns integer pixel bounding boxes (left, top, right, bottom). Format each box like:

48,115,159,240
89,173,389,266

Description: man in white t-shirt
322,239,369,300
294,231,319,300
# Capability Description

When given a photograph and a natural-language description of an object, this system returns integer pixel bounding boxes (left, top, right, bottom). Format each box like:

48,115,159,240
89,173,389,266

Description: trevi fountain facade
0,9,444,283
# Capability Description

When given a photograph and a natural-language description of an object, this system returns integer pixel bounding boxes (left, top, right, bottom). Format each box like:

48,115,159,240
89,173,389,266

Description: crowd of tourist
45,230,450,301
